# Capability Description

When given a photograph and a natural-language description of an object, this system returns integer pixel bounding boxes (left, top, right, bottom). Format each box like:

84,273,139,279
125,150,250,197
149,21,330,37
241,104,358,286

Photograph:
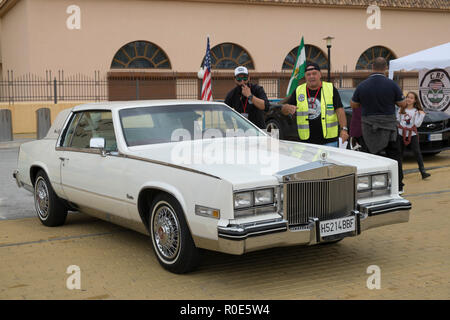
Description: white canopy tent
389,42,450,79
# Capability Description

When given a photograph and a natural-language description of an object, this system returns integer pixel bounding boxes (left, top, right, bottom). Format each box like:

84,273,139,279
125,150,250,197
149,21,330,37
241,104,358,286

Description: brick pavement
0,152,449,300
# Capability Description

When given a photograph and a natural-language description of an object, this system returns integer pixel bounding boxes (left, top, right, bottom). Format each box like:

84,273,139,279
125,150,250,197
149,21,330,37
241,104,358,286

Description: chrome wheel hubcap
153,204,180,260
267,122,279,136
35,178,49,219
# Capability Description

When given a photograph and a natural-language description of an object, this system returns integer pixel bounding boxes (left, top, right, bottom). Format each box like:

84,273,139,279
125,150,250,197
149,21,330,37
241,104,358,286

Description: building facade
0,0,449,134
1,0,449,76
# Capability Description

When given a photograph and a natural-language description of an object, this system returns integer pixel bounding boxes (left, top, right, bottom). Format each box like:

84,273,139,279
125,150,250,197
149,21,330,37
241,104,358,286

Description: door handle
59,157,69,161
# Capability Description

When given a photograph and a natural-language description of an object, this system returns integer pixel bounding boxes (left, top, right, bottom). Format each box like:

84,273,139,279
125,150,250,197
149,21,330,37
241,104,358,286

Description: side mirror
89,137,106,156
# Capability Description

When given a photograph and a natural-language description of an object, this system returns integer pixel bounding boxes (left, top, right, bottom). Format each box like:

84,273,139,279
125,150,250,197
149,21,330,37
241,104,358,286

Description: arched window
282,45,328,70
111,41,171,69
202,43,254,69
355,46,396,70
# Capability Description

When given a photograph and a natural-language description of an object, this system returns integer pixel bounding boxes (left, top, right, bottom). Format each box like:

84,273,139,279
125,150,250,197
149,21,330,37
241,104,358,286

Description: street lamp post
323,36,334,82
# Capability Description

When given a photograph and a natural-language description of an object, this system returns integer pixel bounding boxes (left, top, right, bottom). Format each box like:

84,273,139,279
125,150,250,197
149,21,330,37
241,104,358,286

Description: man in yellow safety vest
281,62,349,147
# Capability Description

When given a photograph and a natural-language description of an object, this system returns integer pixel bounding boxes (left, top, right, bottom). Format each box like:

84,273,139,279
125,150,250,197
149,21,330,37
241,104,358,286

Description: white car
13,100,411,273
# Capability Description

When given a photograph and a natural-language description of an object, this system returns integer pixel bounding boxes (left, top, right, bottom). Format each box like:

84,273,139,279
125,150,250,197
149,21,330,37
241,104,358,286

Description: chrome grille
285,174,355,226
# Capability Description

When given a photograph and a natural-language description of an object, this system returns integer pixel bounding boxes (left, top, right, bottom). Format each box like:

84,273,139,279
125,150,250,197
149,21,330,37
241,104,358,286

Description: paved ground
0,138,449,300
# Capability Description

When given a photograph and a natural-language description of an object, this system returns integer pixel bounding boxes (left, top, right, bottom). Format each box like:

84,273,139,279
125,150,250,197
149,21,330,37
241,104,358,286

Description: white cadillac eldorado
13,100,411,273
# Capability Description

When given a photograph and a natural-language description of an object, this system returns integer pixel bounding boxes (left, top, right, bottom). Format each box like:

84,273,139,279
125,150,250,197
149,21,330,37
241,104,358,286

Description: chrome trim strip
13,170,22,188
54,147,222,180
22,183,34,193
119,153,222,180
61,184,135,205
55,146,103,155
218,226,287,240
233,185,279,193
218,219,288,240
358,199,411,216
275,162,357,183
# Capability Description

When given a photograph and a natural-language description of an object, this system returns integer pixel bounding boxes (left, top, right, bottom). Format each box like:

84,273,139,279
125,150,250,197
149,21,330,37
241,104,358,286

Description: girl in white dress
397,91,430,179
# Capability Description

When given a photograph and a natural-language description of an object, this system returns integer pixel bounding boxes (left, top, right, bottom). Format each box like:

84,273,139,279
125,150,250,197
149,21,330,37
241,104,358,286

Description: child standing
397,91,430,179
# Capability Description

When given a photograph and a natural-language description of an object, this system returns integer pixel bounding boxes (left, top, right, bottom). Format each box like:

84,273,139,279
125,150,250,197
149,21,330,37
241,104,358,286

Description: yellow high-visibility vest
296,81,338,140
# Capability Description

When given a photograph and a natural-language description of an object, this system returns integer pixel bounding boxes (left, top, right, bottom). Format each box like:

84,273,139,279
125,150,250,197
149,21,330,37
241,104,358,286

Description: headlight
372,174,388,189
357,172,391,199
234,192,253,209
254,189,274,206
357,176,371,191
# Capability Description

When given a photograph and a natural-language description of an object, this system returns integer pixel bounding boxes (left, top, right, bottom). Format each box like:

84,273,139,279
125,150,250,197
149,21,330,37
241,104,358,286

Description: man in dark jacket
224,66,270,129
350,57,406,193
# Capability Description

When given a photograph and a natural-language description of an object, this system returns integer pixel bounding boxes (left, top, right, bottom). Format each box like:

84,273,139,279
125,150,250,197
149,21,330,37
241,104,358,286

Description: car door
59,110,130,220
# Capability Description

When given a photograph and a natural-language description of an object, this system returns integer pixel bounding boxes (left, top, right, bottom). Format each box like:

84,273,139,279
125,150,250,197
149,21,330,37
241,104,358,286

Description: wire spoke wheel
149,194,199,273
153,204,180,260
33,170,67,227
35,178,50,219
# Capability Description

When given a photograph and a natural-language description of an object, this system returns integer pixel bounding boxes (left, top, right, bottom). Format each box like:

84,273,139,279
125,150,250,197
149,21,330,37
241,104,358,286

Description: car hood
124,136,395,189
422,108,450,123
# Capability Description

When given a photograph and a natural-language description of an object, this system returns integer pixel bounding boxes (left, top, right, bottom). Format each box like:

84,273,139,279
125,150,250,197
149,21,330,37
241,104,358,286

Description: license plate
320,216,355,238
429,133,442,141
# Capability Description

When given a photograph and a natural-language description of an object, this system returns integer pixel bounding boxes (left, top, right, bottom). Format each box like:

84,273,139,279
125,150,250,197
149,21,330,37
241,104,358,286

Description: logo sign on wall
419,68,450,113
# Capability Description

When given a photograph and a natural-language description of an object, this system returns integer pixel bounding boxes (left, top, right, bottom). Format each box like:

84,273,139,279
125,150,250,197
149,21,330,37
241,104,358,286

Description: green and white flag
286,36,306,97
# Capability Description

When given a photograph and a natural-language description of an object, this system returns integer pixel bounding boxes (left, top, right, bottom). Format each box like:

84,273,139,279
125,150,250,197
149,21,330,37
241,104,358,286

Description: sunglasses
235,76,248,82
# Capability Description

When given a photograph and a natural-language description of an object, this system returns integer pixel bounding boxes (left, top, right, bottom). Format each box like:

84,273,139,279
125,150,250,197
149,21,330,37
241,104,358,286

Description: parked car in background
338,89,450,155
14,100,411,274
266,90,450,155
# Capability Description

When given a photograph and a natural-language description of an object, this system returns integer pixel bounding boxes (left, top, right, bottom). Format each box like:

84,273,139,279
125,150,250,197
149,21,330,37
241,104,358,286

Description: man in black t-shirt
281,62,348,146
224,66,271,129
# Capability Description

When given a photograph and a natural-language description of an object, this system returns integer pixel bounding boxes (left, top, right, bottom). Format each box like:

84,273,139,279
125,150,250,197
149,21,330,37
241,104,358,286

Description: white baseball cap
234,66,249,76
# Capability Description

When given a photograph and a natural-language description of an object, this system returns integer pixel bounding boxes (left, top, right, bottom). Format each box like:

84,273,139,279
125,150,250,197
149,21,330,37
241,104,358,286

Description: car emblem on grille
427,124,436,129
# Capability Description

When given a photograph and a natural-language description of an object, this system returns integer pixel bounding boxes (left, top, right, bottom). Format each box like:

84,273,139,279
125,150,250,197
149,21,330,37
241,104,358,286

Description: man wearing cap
224,66,271,129
281,62,349,147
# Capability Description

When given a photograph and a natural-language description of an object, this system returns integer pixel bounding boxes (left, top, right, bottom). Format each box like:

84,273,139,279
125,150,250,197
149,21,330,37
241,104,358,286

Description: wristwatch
248,94,253,104
342,126,348,131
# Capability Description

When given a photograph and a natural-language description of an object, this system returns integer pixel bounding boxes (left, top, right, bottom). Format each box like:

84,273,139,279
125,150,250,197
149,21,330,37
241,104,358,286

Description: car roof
72,100,226,112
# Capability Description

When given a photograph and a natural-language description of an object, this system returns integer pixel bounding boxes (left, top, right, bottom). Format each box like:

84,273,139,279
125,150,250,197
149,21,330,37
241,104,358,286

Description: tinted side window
70,111,117,151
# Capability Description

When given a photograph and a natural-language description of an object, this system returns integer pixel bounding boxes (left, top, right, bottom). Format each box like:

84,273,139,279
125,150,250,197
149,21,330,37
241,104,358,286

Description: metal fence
0,70,108,104
0,70,419,104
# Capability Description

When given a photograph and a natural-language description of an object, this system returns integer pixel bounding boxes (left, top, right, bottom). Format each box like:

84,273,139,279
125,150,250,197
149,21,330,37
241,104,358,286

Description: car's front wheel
266,119,284,139
149,194,199,274
34,170,68,227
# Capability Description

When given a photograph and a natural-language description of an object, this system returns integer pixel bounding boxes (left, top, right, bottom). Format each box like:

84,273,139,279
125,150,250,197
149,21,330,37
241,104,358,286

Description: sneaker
421,172,431,179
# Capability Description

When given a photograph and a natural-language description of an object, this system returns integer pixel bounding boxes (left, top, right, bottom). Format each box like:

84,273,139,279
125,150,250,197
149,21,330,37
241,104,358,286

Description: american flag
201,37,212,101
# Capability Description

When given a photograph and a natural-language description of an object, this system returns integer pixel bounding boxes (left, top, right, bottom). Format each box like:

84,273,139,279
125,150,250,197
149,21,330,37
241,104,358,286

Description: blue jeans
324,141,338,147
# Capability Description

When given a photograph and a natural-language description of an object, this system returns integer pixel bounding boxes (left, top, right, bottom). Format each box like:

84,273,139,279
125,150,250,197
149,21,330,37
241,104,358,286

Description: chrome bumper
215,198,411,255
13,169,23,188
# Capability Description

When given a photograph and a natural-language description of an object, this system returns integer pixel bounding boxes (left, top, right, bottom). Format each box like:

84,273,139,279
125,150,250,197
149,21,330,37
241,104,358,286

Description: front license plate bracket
310,211,361,243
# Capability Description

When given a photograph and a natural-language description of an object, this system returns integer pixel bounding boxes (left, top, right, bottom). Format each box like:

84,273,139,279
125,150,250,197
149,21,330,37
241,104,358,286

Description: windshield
119,104,264,146
339,89,355,108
